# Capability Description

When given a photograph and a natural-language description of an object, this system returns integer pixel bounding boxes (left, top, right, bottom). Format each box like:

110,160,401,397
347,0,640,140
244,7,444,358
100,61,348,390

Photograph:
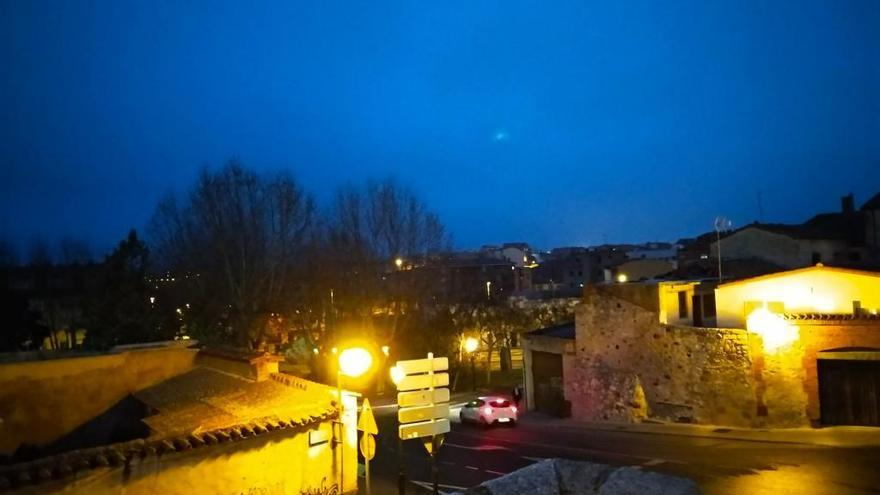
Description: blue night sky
1,0,878,254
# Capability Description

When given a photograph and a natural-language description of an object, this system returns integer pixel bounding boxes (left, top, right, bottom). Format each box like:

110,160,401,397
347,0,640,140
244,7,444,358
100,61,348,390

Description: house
714,264,880,328
564,268,880,428
610,259,676,283
0,343,357,494
522,322,575,416
708,193,879,270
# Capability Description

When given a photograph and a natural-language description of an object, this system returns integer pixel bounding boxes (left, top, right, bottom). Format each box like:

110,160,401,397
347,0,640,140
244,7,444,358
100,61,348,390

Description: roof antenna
756,189,764,223
714,216,732,281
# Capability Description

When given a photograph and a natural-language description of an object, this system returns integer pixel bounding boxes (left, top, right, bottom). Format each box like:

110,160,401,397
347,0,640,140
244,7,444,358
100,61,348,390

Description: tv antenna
714,216,732,281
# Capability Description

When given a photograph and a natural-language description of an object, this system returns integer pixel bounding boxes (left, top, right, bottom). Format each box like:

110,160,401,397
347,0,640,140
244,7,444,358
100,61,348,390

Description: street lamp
395,257,404,269
335,346,374,493
464,337,479,392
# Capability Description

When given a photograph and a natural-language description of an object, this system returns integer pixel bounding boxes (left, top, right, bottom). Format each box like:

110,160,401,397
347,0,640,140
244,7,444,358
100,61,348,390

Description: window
678,291,688,318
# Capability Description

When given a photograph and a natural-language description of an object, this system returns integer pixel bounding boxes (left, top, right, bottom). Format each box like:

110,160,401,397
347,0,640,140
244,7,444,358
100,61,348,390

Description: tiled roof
781,313,880,321
861,192,880,211
0,371,337,491
718,264,880,288
135,368,334,437
525,322,575,340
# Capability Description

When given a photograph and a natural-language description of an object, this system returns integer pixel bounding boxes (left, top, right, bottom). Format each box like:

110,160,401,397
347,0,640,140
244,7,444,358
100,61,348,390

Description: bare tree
149,160,316,348
321,179,451,346
0,239,19,267
27,236,53,266
58,237,92,265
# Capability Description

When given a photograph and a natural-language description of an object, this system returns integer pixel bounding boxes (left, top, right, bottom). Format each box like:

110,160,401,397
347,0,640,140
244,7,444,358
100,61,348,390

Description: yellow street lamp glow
746,307,798,352
395,257,404,268
464,337,479,354
338,347,373,377
390,365,405,385
331,347,338,355
381,345,390,356
617,273,628,283
312,347,319,355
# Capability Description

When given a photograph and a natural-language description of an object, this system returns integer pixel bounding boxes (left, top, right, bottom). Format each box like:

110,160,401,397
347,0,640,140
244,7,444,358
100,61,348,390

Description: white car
459,396,518,426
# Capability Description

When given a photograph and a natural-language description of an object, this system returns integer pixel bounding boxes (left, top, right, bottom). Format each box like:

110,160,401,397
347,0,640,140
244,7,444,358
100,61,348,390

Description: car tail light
483,406,492,416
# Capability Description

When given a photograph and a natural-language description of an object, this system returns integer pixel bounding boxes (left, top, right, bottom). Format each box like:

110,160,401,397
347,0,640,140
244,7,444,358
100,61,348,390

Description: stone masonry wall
570,286,757,427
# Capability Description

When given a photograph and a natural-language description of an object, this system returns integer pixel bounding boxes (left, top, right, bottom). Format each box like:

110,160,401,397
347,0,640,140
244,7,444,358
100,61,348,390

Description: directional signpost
391,353,449,495
358,398,378,495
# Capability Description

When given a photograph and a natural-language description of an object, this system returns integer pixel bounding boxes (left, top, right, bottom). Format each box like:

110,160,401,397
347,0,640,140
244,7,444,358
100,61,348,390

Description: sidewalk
525,413,880,448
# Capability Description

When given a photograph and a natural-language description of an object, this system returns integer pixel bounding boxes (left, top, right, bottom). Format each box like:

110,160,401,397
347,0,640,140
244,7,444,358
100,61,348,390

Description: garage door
818,359,880,426
532,350,565,416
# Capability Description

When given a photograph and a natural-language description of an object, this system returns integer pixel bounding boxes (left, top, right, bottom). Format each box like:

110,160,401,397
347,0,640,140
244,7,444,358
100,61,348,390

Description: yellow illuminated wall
715,265,880,328
658,281,698,325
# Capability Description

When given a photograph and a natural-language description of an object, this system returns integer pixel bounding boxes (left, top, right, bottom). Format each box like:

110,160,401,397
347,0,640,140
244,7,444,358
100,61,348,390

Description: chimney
197,347,283,381
842,193,855,214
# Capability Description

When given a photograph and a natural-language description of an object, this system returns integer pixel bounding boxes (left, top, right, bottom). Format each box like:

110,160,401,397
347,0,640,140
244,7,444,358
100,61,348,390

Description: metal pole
337,371,344,493
398,436,406,495
431,451,439,495
716,229,723,282
470,355,476,392
365,445,371,495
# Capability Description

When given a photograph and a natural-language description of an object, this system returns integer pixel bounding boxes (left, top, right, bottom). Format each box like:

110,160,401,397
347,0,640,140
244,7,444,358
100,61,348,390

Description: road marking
642,459,666,467
410,480,467,494
445,442,513,452
522,456,547,462
455,430,664,464
485,469,506,475
440,461,456,466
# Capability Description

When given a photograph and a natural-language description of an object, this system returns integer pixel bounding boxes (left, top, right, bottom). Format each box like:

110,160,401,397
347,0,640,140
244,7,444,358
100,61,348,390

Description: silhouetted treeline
1,160,572,370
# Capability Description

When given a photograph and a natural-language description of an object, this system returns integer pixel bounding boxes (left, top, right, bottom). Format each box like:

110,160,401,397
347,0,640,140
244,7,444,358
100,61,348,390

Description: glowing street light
617,273,628,283
464,337,479,354
334,345,374,494
381,345,390,357
338,347,373,378
395,257,404,269
389,365,405,385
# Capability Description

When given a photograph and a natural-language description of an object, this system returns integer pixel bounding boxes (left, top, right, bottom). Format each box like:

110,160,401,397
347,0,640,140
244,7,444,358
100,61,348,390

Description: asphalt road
365,403,880,495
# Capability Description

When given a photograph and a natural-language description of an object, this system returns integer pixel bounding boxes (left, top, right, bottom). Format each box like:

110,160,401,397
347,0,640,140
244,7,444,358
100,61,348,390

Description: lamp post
336,347,373,494
464,337,479,392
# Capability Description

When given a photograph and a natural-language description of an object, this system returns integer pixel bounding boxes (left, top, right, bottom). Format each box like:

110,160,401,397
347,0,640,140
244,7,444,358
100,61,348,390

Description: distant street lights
395,257,404,269
464,337,479,392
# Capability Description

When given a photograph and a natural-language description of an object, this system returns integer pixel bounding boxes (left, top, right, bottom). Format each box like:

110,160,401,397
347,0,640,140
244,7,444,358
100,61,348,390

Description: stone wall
570,287,756,426
0,345,197,455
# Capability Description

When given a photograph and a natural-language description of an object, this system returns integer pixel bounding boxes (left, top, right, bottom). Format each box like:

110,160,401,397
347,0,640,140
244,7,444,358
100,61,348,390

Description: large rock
599,467,700,495
454,459,700,495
